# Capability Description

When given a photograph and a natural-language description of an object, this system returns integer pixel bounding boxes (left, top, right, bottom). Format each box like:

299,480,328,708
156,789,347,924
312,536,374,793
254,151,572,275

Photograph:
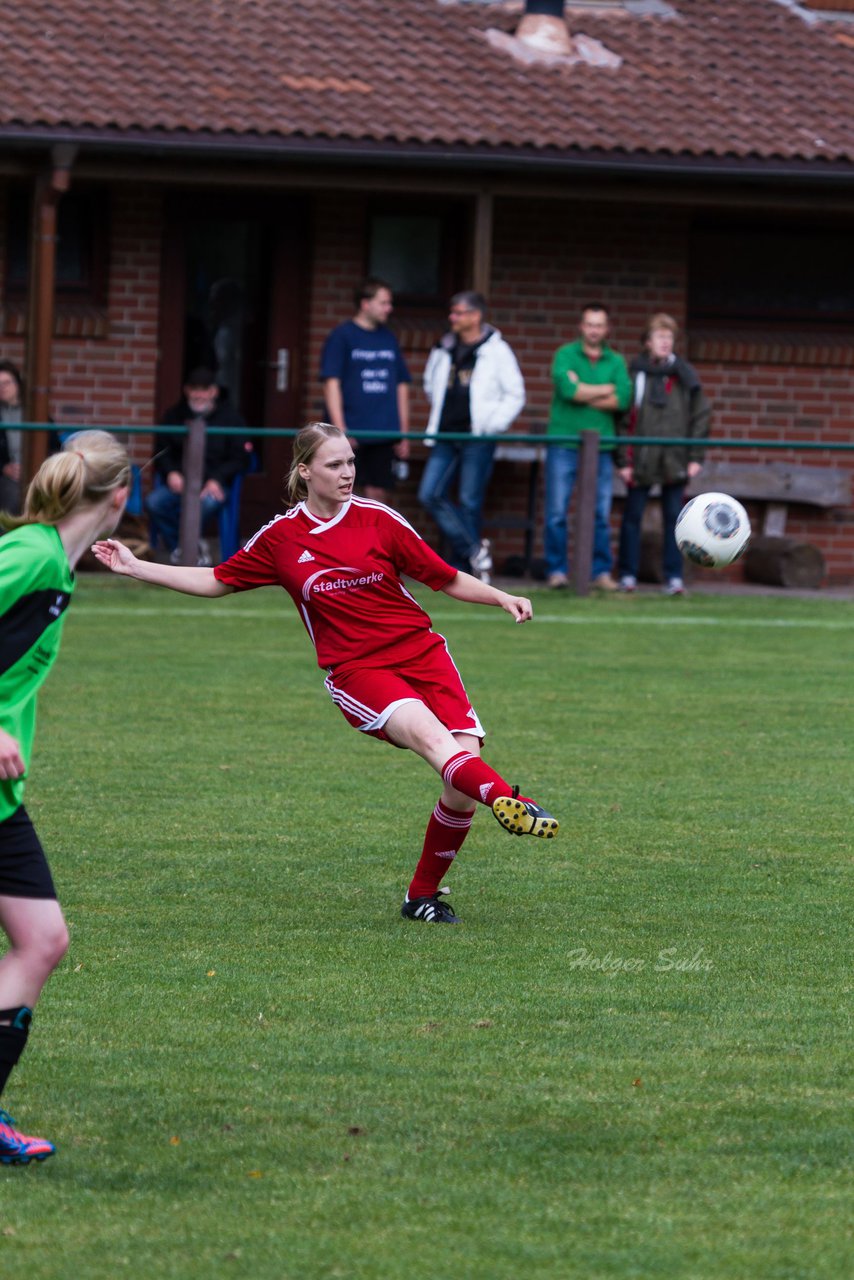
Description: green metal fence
13,423,852,586
16,423,854,450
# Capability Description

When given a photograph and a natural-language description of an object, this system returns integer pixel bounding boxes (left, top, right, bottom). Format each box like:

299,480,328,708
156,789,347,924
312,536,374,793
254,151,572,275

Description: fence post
572,429,600,597
178,417,206,567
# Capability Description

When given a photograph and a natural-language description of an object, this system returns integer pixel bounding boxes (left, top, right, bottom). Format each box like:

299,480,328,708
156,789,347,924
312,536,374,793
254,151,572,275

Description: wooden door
158,193,307,536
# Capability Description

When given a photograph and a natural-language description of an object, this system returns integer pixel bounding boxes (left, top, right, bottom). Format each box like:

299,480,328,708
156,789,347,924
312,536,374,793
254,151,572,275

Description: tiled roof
1,0,852,166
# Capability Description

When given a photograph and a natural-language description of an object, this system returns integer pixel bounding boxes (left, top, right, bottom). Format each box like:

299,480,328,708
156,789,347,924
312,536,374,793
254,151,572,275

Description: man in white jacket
418,292,525,582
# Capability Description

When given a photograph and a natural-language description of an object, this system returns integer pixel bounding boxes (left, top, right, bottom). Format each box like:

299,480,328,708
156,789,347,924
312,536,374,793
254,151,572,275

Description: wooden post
178,417,206,566
472,191,493,298
23,147,75,480
572,429,599,597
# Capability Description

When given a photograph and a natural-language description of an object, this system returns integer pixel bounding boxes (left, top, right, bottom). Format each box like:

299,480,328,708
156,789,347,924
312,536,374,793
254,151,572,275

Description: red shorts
324,634,484,743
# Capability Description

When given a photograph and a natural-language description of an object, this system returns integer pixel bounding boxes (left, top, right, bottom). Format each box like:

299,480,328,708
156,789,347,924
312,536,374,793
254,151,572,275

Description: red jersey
213,496,457,671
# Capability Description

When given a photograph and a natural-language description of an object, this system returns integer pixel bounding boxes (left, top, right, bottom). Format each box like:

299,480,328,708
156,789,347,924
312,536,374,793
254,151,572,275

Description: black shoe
492,787,559,838
401,887,461,924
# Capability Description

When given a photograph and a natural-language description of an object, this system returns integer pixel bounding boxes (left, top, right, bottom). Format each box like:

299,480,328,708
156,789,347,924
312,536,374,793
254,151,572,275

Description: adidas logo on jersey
298,549,315,563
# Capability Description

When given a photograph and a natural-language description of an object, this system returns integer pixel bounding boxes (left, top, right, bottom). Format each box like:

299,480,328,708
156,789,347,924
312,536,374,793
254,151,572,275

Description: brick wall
302,193,371,424
0,183,162,469
56,186,162,467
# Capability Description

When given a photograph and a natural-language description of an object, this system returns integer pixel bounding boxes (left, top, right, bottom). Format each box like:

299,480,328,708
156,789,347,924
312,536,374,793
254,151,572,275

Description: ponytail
286,421,347,505
0,430,130,530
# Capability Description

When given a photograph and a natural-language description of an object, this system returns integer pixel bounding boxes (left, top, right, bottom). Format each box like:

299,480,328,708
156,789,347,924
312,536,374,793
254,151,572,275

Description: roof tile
0,0,851,164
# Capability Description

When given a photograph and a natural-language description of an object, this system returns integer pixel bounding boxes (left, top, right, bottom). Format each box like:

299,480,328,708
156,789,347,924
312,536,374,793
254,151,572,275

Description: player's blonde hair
0,430,131,530
286,421,348,504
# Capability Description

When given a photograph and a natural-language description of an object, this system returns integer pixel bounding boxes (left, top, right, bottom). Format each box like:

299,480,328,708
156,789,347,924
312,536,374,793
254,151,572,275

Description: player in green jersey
0,430,129,1164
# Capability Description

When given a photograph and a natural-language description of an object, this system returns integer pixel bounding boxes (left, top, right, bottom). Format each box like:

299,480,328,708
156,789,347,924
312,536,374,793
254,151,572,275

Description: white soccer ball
675,492,751,568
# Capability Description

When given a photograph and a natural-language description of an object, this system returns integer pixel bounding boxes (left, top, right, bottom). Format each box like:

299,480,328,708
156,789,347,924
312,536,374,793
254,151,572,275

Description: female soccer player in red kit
94,422,558,924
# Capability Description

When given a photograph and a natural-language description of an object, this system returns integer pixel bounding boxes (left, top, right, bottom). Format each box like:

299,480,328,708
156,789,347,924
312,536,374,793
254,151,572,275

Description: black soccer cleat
492,787,559,839
401,886,461,924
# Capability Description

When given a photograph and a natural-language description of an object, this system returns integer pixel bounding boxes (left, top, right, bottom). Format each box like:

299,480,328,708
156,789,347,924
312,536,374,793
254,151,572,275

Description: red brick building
1,0,852,578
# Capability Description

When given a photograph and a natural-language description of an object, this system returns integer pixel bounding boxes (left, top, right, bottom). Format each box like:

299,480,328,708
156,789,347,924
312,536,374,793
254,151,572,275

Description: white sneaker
196,538,212,568
619,575,637,593
469,539,493,584
663,577,685,596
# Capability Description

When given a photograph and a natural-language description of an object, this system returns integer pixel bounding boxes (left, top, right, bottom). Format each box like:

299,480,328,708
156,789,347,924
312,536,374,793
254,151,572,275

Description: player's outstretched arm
91,539,233,598
440,570,533,624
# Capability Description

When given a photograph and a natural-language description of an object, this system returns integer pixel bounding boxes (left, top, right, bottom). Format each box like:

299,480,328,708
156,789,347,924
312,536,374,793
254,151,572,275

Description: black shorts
0,806,58,899
355,441,395,492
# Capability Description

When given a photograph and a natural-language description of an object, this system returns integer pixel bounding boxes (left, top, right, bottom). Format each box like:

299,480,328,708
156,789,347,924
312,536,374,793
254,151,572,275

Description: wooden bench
486,449,850,584
683,460,851,536
613,459,850,587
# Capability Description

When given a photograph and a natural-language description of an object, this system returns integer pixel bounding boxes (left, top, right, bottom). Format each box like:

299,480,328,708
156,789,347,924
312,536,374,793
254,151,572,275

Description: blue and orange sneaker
0,1109,55,1165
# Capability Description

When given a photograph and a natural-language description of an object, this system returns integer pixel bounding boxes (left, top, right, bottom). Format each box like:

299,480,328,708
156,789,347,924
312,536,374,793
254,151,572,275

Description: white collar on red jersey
302,497,353,534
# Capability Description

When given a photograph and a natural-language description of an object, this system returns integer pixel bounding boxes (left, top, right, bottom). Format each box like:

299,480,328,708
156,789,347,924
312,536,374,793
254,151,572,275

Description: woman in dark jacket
616,314,711,595
0,361,26,515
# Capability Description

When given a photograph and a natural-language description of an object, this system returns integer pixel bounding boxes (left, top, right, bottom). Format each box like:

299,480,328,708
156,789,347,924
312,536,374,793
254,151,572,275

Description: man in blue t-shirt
320,278,411,502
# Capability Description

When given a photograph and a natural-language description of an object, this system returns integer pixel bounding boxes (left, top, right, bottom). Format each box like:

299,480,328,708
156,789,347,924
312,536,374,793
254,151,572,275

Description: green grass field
1,576,851,1279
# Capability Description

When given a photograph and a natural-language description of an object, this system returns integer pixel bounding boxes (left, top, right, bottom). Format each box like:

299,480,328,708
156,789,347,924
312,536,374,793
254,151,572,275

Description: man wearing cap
146,368,248,565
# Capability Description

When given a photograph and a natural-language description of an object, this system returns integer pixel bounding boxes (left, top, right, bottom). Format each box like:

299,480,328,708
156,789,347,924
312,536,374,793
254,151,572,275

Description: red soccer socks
440,750,513,808
407,798,474,900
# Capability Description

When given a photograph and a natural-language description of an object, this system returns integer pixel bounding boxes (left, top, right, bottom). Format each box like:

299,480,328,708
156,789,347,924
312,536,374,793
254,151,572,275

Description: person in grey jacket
616,314,711,595
418,292,525,582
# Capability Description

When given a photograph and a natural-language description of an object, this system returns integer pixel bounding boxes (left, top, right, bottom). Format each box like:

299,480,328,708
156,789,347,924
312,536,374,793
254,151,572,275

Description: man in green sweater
544,304,632,589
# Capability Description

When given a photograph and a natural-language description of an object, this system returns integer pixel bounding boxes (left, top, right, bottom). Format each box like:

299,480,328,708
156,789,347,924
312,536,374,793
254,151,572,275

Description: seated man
146,368,247,565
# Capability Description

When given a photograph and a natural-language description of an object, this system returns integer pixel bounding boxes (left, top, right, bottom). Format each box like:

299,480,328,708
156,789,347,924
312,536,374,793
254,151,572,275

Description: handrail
13,423,854,451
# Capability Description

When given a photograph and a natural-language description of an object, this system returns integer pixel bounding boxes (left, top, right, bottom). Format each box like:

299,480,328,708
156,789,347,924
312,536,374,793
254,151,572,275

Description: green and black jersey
0,524,74,822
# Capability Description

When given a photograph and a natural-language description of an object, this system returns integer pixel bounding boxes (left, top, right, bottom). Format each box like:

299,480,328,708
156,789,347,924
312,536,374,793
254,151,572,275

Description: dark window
366,203,466,306
369,215,442,298
5,185,109,302
689,220,854,328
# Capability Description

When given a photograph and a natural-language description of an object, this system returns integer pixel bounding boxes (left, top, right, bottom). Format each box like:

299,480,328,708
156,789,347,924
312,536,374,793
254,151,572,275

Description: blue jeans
418,439,497,568
618,482,686,582
145,484,226,552
544,446,614,578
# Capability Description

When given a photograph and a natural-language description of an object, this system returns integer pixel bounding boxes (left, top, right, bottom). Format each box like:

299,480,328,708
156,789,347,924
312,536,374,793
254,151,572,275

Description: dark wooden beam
472,191,494,296
23,146,76,479
572,430,600,597
177,416,206,567
61,157,854,215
